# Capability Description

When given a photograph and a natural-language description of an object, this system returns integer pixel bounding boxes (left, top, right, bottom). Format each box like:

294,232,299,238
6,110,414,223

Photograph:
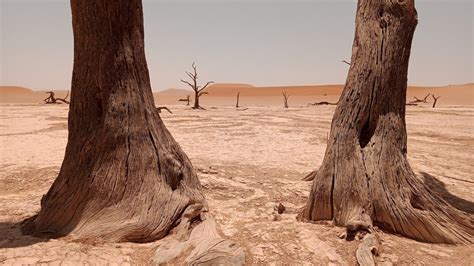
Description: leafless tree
432,94,441,108
178,95,191,106
180,62,214,110
44,91,70,104
282,91,290,108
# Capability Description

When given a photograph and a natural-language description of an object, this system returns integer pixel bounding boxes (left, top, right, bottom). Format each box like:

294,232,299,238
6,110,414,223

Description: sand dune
2,83,472,106
154,83,474,107
0,86,70,104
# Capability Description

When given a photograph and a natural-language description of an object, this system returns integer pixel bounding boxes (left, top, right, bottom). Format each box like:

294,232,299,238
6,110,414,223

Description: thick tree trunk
301,0,473,244
22,0,205,242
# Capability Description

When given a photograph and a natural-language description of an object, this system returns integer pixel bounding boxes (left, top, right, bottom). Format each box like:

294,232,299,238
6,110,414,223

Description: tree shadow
420,172,474,214
0,222,49,248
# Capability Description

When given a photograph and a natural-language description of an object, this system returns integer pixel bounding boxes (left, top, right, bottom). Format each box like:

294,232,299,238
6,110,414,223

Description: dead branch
342,60,351,66
198,91,209,97
308,101,337,106
282,91,290,108
157,106,172,114
408,93,431,104
44,91,70,104
178,95,191,106
431,94,440,108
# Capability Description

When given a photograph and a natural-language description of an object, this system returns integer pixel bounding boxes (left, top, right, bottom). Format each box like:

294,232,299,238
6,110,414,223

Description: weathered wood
153,204,245,265
22,0,209,244
301,0,473,244
356,233,379,266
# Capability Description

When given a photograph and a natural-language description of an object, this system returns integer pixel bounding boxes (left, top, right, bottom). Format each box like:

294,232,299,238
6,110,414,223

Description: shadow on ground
421,172,474,214
0,222,48,248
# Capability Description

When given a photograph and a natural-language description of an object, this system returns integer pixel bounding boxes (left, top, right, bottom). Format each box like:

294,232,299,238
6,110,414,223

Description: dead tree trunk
301,0,473,244
180,63,213,110
282,91,290,108
235,92,240,108
432,94,440,108
22,0,206,243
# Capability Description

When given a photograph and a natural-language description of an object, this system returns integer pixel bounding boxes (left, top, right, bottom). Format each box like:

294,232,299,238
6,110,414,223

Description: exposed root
153,204,245,265
302,170,317,181
356,232,379,266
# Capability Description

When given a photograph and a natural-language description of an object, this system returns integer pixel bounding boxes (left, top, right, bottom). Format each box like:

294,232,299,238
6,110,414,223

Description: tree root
356,231,379,266
153,204,245,265
302,170,317,181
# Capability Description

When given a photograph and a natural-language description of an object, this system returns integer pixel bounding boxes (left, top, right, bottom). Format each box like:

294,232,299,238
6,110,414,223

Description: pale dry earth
0,104,473,265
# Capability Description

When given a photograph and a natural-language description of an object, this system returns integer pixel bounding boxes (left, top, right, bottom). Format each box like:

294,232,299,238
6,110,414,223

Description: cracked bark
21,0,206,243
300,0,473,244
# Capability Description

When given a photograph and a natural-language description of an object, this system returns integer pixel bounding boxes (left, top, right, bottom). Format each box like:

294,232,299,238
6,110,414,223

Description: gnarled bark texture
301,0,473,244
22,0,205,242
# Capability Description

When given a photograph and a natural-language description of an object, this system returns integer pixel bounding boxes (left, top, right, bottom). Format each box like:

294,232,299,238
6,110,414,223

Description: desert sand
0,100,473,264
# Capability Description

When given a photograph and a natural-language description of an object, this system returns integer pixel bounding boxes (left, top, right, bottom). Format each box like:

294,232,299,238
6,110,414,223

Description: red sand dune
1,83,472,106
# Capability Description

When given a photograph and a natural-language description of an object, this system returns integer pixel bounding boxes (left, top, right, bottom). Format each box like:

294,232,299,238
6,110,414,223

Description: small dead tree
180,62,213,110
178,95,191,106
44,91,70,104
282,91,290,108
235,92,240,108
432,94,441,108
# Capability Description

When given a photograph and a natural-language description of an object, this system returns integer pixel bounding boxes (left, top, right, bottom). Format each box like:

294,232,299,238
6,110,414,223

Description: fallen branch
44,91,70,104
308,101,337,106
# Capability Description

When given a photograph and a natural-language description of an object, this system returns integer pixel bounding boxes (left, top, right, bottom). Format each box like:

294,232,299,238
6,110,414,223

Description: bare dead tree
44,91,70,104
432,94,441,108
282,91,290,108
180,62,214,110
178,95,191,106
235,92,240,108
342,60,351,66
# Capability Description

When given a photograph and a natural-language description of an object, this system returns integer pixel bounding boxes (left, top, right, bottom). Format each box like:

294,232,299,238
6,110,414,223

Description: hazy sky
0,0,472,91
